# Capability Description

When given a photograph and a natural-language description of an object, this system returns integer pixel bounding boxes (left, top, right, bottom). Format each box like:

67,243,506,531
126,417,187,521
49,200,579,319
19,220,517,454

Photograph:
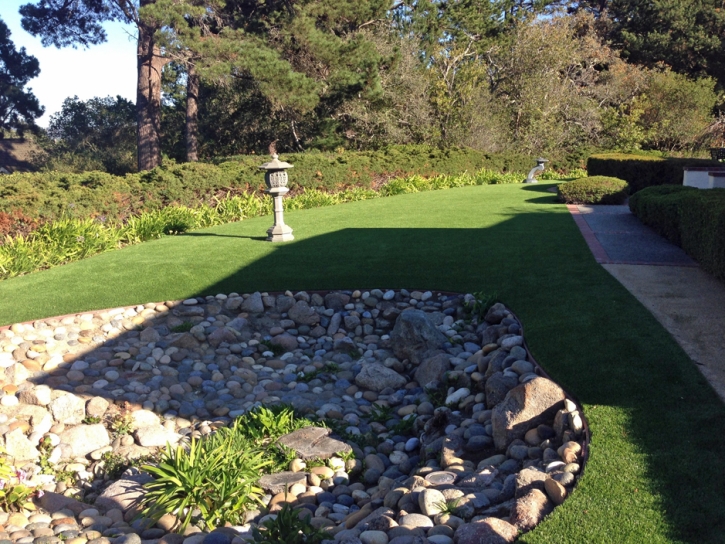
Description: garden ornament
525,158,548,183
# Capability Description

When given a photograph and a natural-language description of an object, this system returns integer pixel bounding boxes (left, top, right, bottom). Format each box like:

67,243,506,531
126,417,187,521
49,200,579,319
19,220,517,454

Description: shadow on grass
15,209,725,542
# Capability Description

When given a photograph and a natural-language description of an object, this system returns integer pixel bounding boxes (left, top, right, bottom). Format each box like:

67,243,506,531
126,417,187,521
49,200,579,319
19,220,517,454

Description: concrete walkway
569,204,725,402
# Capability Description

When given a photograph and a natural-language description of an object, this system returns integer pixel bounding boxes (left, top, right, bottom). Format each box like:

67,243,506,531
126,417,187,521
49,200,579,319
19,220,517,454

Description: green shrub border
629,186,725,281
587,153,719,194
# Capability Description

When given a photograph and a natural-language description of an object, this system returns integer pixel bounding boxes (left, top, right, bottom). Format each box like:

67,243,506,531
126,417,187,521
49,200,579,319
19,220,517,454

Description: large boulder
491,377,565,450
414,353,451,388
355,363,407,392
509,489,552,532
454,518,519,544
287,300,320,326
485,372,519,409
59,424,111,458
390,310,446,364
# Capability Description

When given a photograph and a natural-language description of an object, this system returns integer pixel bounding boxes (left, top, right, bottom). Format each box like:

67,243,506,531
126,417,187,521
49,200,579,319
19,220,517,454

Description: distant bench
683,166,725,189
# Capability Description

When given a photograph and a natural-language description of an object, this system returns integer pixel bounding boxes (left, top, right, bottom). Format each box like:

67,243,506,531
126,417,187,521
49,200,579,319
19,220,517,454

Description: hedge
558,176,629,205
587,153,719,194
629,186,725,281
0,146,554,237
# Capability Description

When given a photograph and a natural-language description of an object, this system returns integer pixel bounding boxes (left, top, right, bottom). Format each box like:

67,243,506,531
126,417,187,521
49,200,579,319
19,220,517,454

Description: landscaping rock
491,377,566,450
390,310,446,364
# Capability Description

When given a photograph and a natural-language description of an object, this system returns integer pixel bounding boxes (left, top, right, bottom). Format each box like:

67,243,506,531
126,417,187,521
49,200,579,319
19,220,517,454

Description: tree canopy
0,16,44,135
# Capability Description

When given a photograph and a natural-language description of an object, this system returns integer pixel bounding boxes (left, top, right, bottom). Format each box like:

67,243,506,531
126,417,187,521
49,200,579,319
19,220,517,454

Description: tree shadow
9,211,725,542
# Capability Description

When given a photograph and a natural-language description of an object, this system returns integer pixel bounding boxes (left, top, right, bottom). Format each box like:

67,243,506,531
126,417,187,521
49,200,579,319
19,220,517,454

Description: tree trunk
136,21,167,171
185,64,200,162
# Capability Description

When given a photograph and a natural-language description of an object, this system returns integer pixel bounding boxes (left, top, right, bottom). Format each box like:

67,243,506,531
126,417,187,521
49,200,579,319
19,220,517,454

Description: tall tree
148,0,391,152
0,17,44,135
20,0,168,170
570,0,725,89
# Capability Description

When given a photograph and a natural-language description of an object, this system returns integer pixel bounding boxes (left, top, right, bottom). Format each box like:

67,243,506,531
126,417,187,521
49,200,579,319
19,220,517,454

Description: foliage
629,185,725,282
236,404,313,443
110,412,134,436
587,153,718,194
0,17,43,134
464,291,499,322
141,405,320,531
557,176,629,205
35,96,137,175
142,436,270,531
251,503,330,544
369,403,394,424
595,0,725,89
0,447,38,512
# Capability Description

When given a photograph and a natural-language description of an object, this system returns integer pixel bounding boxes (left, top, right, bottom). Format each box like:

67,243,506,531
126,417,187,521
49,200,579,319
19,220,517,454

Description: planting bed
0,289,588,543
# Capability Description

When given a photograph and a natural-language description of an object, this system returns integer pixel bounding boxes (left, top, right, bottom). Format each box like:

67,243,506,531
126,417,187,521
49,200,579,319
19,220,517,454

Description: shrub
141,435,270,532
630,186,725,281
558,176,629,204
141,405,322,532
587,153,718,194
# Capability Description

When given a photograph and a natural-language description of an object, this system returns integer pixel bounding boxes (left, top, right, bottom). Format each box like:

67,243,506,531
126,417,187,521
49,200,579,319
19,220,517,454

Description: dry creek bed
0,289,588,544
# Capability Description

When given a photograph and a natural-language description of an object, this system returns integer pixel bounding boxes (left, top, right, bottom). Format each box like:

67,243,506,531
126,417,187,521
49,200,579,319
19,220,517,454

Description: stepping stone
258,472,307,494
277,426,351,460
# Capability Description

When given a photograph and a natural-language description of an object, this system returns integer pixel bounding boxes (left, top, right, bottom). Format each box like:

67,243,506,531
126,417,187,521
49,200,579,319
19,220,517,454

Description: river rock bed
0,289,588,544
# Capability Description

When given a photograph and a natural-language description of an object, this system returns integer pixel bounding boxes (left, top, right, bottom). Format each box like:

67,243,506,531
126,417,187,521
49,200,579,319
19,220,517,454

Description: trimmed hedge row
587,153,719,194
558,176,629,205
0,146,548,235
629,186,725,281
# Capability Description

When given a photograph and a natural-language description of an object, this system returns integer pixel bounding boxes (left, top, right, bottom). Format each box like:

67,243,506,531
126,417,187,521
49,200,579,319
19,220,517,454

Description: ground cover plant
558,176,629,205
0,183,724,542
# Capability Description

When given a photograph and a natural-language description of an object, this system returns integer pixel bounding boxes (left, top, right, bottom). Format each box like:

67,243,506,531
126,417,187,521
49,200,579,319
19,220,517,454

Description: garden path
569,203,725,403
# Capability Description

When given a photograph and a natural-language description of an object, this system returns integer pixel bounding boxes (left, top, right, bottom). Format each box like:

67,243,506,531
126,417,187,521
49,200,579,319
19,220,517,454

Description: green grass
1,183,724,543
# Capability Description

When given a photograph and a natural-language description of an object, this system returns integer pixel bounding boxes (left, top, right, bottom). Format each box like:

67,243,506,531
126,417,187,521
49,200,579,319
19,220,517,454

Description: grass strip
0,183,723,543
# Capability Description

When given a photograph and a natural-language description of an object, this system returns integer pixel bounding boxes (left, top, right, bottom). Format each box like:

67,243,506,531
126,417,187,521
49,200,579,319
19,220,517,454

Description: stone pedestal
266,187,294,242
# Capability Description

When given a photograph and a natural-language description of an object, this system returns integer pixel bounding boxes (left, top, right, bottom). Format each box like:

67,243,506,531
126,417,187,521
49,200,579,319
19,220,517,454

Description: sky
3,0,137,127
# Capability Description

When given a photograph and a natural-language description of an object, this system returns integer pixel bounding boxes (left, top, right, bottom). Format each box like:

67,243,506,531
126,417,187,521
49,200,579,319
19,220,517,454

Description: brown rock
86,397,110,418
514,467,548,498
454,518,519,544
414,353,451,388
491,377,565,450
544,478,567,505
21,359,43,372
509,489,552,532
93,474,153,518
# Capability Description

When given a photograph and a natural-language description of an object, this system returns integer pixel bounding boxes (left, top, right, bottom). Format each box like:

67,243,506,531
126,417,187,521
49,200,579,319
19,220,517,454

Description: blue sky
3,0,137,126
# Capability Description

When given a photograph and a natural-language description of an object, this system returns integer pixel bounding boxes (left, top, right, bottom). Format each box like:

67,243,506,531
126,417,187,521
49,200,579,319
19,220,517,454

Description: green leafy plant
464,291,499,322
391,414,417,436
238,405,313,443
0,448,39,512
170,321,194,333
110,412,134,436
82,415,101,424
434,497,463,517
369,403,394,424
142,436,270,532
259,339,284,356
251,503,331,544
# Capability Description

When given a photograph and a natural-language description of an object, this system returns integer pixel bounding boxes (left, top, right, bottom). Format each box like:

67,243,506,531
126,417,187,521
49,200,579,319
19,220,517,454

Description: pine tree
20,0,167,170
0,17,44,135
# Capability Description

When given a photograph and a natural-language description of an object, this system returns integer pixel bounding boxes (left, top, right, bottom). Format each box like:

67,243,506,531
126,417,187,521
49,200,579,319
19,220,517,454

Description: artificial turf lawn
1,182,724,543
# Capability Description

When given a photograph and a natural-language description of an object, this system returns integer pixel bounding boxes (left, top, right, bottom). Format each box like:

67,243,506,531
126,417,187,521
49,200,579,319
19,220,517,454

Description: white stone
445,388,470,406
